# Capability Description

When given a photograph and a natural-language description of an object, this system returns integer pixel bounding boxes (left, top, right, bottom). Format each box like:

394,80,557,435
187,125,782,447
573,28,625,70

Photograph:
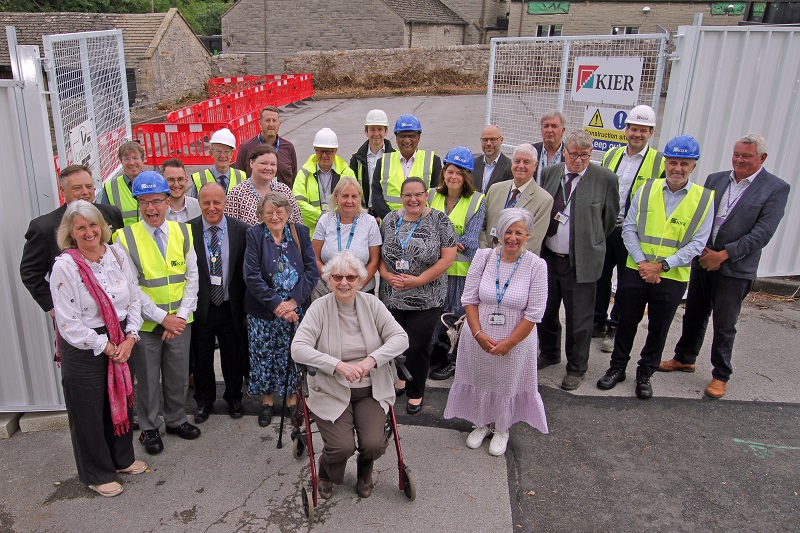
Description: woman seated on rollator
292,250,409,499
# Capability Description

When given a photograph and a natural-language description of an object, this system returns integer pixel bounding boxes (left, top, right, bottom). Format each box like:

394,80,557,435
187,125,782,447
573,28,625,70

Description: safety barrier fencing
206,73,312,98
132,122,230,166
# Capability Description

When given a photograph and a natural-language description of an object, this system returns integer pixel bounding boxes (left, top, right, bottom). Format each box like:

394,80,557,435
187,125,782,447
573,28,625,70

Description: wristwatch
660,260,670,272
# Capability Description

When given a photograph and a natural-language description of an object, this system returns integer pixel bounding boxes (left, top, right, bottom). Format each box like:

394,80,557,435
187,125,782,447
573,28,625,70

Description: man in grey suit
474,125,513,193
532,110,567,185
479,143,553,255
660,134,790,399
537,131,620,390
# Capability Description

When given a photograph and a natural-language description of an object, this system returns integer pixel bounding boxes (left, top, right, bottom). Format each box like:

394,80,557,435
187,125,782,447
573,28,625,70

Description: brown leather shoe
705,378,727,399
657,358,696,373
318,479,333,500
356,478,374,498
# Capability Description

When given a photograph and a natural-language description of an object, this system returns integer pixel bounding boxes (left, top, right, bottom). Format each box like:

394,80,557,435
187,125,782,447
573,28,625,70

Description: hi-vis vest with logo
116,221,194,332
293,154,357,233
626,179,714,283
104,176,140,227
379,150,436,212
191,168,246,195
428,189,484,276
602,146,665,203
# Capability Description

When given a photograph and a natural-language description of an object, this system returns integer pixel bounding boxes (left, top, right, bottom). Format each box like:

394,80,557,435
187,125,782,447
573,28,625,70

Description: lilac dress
444,248,549,434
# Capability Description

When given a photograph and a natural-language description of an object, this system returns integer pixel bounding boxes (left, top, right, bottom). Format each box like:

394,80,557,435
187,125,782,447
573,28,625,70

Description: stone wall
284,44,490,91
408,23,466,48
443,0,511,44
210,53,249,78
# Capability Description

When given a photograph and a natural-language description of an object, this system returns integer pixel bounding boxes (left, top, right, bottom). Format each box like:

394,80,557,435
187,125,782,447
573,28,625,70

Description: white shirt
167,196,201,223
400,152,417,178
616,144,648,220
711,169,760,243
366,146,385,187
545,169,585,254
317,166,333,205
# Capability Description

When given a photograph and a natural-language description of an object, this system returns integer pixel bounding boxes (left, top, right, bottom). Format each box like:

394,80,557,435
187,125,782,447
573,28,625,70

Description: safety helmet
313,128,339,149
625,105,657,127
364,109,389,127
663,135,701,160
209,128,236,149
132,171,170,197
443,146,475,172
394,114,422,134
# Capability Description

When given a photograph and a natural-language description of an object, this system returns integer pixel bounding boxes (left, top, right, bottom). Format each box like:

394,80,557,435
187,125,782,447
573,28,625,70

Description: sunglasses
331,274,359,282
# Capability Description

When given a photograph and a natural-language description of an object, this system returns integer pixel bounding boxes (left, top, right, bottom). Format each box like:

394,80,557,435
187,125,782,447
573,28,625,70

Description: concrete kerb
753,276,800,298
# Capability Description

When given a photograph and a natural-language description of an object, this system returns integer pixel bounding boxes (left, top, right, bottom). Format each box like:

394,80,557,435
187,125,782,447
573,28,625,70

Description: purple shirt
234,134,298,189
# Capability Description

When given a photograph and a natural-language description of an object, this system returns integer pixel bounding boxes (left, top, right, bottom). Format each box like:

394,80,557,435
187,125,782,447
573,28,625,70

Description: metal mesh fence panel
486,35,667,159
43,30,131,190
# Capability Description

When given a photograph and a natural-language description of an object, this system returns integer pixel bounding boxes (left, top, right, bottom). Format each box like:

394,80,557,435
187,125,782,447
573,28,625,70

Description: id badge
210,275,223,286
489,226,497,238
555,211,569,225
488,313,506,326
714,215,726,227
395,260,410,271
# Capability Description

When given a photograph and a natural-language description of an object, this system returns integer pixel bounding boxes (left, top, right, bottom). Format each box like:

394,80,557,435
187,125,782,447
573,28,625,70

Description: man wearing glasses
533,111,567,186
162,159,201,223
98,141,147,227
189,128,246,197
537,131,620,391
473,125,513,194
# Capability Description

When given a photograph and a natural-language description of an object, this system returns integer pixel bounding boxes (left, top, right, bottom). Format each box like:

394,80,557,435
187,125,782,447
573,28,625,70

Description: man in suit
660,134,790,399
474,125,513,194
189,182,249,422
479,143,553,255
20,164,123,315
537,131,620,391
533,110,567,185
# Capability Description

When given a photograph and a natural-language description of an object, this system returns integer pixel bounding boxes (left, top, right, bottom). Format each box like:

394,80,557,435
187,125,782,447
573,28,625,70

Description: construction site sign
583,106,628,152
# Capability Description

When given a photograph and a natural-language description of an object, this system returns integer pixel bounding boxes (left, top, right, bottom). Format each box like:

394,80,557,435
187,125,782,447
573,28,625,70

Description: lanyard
257,136,280,153
724,179,747,212
203,220,227,265
495,251,524,308
505,188,519,208
336,212,359,251
395,210,422,256
560,175,577,209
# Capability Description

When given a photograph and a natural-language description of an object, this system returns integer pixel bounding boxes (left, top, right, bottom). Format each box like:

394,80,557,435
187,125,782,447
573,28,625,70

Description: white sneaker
466,426,492,449
488,430,509,456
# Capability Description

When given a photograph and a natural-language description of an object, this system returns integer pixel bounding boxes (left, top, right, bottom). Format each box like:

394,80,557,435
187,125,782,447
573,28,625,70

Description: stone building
0,8,212,104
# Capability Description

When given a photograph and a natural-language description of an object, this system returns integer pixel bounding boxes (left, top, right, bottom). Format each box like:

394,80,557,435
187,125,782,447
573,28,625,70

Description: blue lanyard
258,135,280,153
395,210,422,256
495,251,524,307
560,175,577,208
202,220,227,265
336,212,359,251
505,188,519,208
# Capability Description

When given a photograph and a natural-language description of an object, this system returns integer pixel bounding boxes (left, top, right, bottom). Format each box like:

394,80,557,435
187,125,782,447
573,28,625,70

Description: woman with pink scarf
50,200,146,497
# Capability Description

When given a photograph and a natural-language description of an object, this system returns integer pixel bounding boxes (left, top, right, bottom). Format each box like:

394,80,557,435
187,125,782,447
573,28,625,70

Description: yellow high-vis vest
428,189,484,276
104,175,140,227
379,150,436,212
602,146,665,203
293,154,357,233
190,168,246,195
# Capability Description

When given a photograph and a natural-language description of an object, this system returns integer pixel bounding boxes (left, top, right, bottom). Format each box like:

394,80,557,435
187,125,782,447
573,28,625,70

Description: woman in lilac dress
444,208,549,456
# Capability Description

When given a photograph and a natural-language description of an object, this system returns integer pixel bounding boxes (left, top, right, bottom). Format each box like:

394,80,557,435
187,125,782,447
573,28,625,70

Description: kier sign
570,57,643,106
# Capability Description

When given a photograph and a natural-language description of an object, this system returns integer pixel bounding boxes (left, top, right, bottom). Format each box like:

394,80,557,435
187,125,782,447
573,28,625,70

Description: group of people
19,102,789,500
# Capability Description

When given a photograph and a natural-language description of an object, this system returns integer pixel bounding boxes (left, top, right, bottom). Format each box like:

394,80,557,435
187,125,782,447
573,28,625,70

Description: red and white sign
570,57,643,106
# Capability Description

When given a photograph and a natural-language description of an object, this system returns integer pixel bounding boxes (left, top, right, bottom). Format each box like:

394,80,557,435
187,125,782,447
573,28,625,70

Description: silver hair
495,208,534,241
540,110,566,128
256,191,290,220
735,133,768,156
57,200,111,250
513,143,538,161
565,131,593,151
322,250,368,285
327,176,367,214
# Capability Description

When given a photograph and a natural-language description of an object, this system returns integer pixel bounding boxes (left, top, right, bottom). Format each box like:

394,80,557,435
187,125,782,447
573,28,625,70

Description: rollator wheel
301,484,315,521
402,465,417,501
292,434,306,459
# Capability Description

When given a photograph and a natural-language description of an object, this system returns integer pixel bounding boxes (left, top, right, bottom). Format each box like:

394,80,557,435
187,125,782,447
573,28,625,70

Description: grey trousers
132,325,192,431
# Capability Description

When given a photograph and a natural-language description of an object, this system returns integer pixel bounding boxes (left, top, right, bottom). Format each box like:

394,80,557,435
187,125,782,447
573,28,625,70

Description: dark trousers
610,269,687,377
60,335,135,485
313,387,388,485
539,247,597,376
674,266,753,382
192,301,245,407
389,306,441,399
594,226,628,327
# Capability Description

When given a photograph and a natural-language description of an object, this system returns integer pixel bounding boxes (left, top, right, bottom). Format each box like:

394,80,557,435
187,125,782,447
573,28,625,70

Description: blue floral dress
247,227,303,396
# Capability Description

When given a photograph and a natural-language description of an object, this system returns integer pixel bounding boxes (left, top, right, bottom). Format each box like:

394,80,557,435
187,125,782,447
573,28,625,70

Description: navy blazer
243,222,319,320
702,168,790,279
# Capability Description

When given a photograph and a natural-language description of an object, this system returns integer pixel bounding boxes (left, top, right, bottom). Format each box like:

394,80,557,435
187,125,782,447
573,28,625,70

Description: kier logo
576,65,599,91
571,56,643,106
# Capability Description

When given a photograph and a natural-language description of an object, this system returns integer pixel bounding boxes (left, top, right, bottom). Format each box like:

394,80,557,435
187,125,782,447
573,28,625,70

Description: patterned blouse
379,208,457,311
224,178,303,226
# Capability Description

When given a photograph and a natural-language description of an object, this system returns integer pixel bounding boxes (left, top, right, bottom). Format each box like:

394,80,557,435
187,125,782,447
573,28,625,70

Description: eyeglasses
401,192,426,199
212,148,234,155
137,198,166,207
396,133,420,139
564,150,592,161
262,211,286,219
331,274,359,282
165,177,187,184
480,137,501,143
314,149,335,155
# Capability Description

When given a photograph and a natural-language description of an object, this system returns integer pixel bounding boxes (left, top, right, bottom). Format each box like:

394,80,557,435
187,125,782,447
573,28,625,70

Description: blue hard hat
443,146,475,172
394,114,422,134
663,135,701,160
132,171,170,197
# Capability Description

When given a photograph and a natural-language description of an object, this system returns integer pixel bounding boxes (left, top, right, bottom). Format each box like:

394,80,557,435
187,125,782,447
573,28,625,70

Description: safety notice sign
582,107,628,152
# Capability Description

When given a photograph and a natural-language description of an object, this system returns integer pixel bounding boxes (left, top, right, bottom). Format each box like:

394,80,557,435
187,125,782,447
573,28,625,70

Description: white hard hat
313,128,339,149
210,128,236,149
626,105,657,127
364,109,389,127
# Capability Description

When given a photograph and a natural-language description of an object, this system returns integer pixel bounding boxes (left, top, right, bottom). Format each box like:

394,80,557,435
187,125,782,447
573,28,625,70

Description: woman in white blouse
50,200,146,498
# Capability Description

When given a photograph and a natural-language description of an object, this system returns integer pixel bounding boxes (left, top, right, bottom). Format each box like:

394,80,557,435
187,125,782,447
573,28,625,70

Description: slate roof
382,0,467,25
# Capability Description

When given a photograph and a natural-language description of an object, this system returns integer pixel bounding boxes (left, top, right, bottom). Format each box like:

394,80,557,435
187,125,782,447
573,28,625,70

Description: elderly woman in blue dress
244,191,319,427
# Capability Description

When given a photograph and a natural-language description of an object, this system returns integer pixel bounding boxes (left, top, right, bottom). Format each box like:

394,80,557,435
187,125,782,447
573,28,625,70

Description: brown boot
657,358,696,373
705,379,727,399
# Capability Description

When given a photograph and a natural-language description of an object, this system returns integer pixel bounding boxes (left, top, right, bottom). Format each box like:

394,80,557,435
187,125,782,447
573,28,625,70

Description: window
537,24,563,37
612,26,639,35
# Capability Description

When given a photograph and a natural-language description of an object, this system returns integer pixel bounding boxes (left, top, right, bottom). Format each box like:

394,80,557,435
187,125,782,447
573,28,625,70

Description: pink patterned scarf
60,248,134,436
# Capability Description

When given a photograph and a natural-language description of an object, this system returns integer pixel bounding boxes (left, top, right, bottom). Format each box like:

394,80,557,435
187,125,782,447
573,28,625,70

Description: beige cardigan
291,292,409,422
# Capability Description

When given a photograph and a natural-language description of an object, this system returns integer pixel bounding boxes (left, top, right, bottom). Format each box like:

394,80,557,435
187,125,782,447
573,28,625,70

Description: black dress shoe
394,387,405,397
165,421,202,440
597,367,626,390
139,429,164,455
258,405,273,427
406,399,423,415
635,369,653,400
592,321,608,338
537,357,561,370
228,401,244,419
194,405,212,424
430,362,456,380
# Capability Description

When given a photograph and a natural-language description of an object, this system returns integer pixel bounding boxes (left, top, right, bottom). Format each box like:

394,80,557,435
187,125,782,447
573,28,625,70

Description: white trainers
488,430,510,456
466,426,492,449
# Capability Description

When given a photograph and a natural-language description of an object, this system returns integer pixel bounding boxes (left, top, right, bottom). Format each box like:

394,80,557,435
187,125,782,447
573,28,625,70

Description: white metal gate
486,34,668,157
43,29,131,190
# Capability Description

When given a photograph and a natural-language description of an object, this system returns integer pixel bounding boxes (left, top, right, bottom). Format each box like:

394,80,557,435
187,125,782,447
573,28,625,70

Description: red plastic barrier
132,122,230,165
207,73,311,98
227,111,261,144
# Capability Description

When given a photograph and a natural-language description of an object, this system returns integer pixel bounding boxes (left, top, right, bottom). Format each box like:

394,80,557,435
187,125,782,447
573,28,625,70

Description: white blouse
50,243,143,355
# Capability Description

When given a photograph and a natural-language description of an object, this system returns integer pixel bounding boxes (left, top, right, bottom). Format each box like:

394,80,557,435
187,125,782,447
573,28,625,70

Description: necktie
220,174,229,192
153,228,166,257
508,188,520,207
547,173,577,238
209,226,224,306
